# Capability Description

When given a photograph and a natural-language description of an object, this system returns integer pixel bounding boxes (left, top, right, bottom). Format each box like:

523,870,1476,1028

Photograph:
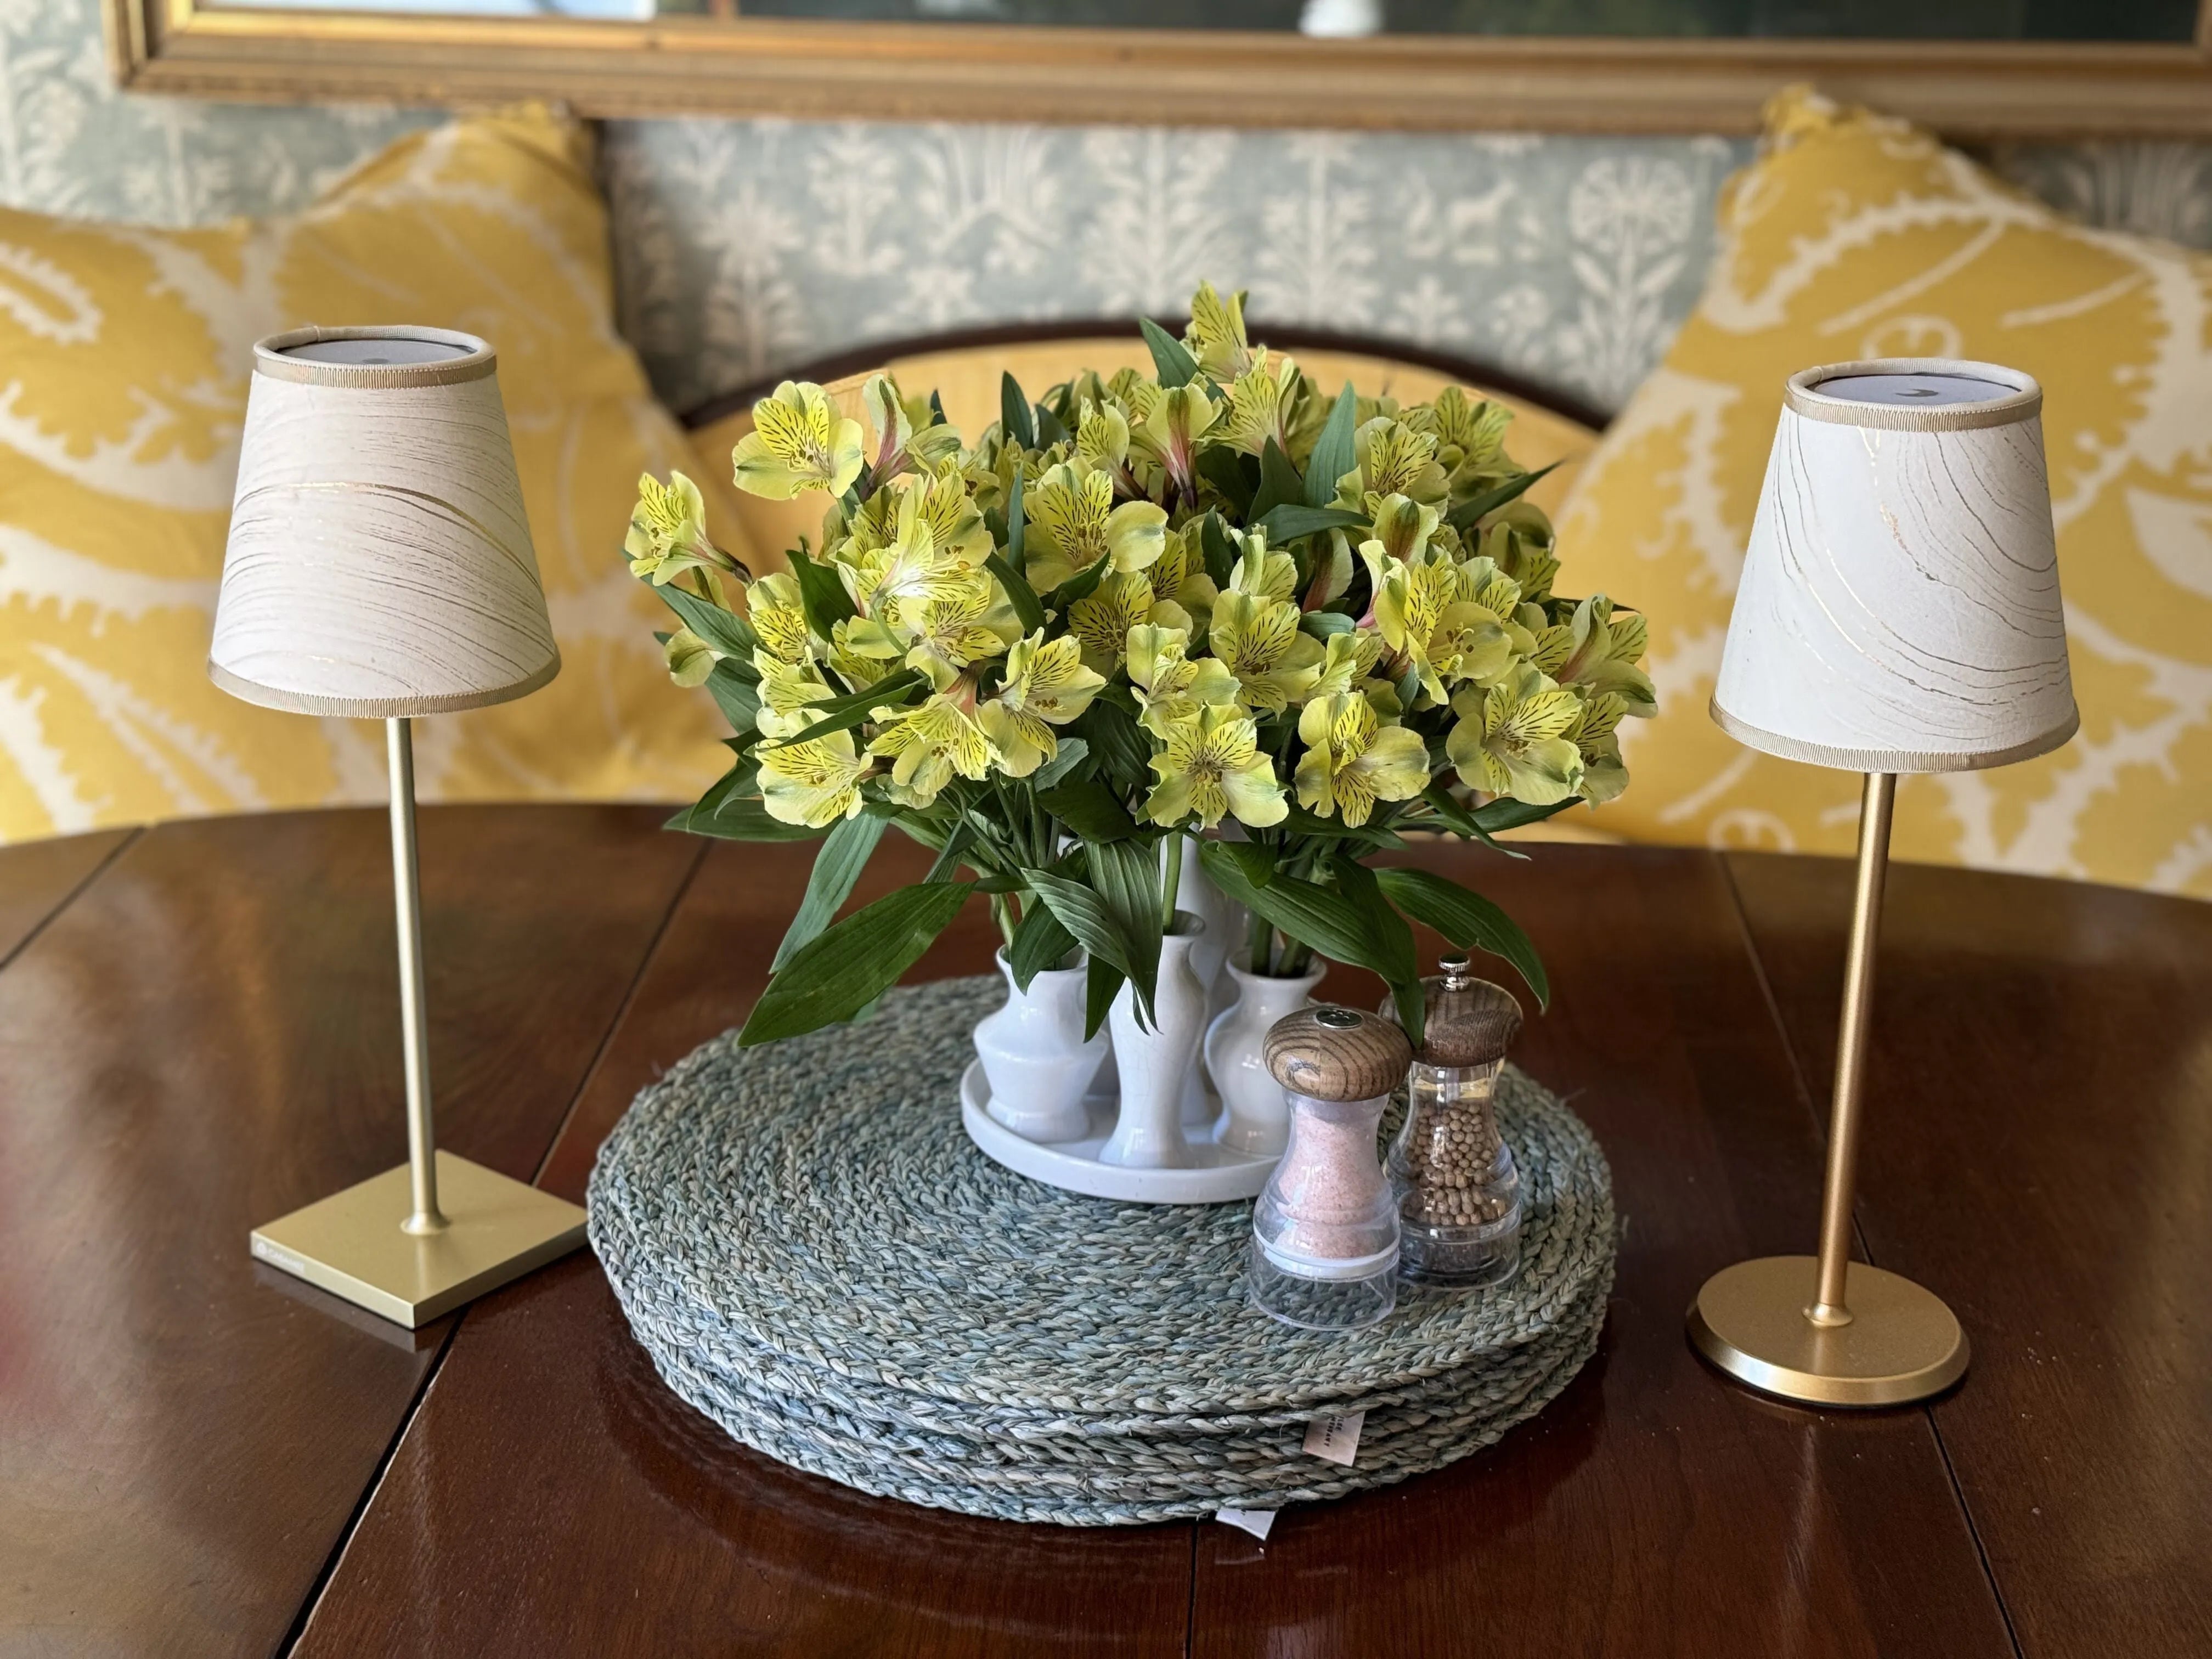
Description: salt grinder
1381,957,1524,1289
1248,1006,1414,1331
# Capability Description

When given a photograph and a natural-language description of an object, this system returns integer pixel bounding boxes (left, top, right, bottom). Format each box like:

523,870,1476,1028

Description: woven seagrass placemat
589,976,1615,1525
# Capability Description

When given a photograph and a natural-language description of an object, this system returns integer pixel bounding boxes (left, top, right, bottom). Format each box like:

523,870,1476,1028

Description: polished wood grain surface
0,826,128,963
0,807,695,1659
7,813,2207,1658
1727,853,2212,1659
296,838,1198,1659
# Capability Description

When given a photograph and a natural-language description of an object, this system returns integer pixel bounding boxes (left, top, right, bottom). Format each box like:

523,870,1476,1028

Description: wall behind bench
7,0,2210,421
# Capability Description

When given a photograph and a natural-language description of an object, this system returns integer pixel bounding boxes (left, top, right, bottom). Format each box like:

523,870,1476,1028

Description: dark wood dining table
3,804,2206,1658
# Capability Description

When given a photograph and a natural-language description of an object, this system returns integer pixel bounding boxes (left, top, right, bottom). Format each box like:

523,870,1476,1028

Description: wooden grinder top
1381,955,1523,1068
1264,1006,1413,1103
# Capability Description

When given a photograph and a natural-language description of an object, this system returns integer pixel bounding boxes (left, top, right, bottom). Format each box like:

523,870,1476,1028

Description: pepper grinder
1248,1006,1414,1331
1381,957,1523,1289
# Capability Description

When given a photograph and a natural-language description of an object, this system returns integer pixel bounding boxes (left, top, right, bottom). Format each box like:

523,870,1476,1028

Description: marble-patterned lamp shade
210,325,560,719
1712,359,2077,774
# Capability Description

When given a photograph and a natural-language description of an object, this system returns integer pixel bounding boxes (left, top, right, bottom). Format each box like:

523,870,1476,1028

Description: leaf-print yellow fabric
0,108,752,842
1559,88,2212,897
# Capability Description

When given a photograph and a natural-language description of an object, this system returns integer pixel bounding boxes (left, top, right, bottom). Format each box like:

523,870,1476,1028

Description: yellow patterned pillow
1559,88,2212,896
0,108,748,842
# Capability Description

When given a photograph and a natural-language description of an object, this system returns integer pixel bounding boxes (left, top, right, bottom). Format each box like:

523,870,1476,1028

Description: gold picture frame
109,1,2212,138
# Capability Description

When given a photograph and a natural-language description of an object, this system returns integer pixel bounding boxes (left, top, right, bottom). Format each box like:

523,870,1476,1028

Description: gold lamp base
1688,1255,1968,1408
250,1150,586,1328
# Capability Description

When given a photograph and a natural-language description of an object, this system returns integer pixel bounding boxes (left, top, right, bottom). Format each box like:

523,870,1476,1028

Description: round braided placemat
589,976,1615,1525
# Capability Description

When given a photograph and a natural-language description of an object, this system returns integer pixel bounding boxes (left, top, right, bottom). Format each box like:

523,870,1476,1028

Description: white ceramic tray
958,1060,1279,1204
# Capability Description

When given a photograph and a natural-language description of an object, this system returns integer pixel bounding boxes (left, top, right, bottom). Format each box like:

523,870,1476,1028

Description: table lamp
1689,358,2076,1407
211,324,586,1328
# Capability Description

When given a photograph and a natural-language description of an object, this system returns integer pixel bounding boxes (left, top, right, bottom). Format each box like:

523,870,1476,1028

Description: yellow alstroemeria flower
1367,493,1441,563
1074,399,1131,476
752,653,839,741
1364,548,1523,707
1294,692,1431,827
1144,703,1287,831
746,571,814,664
1444,671,1586,805
1148,525,1220,629
1184,281,1255,382
731,381,865,501
867,693,995,808
1209,590,1325,713
1069,571,1167,676
978,632,1107,777
844,516,981,627
1024,462,1169,592
758,728,872,827
1344,417,1449,512
1131,383,1218,500
1126,624,1243,735
900,579,1022,690
1554,594,1657,718
1566,690,1630,804
663,626,716,689
1412,386,1514,483
626,470,744,586
1477,501,1561,605
1227,537,1299,605
1214,348,1301,459
1305,628,1384,702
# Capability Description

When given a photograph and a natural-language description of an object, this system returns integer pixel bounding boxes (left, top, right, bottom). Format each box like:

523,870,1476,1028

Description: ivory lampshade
210,324,560,718
1712,359,2076,774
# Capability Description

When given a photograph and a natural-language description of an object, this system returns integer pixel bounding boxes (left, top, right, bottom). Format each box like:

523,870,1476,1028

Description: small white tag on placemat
1215,1506,1278,1541
1303,1410,1365,1468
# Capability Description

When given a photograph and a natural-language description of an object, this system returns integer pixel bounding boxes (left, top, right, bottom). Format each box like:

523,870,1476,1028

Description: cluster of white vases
967,840,1323,1203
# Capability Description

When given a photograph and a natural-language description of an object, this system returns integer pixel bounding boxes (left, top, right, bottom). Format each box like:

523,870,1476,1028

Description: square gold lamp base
250,1150,586,1328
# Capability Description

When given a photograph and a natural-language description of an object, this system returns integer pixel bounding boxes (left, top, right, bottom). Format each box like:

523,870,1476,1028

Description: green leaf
1279,801,1403,849
924,816,978,883
1195,448,1255,518
1088,836,1165,1023
1304,384,1359,509
1257,503,1367,544
1198,843,1381,975
739,881,975,1045
1470,796,1578,834
1008,900,1079,991
1297,610,1355,641
767,666,926,750
1043,554,1111,613
1034,401,1069,448
1373,866,1550,1011
1000,372,1036,449
1037,776,1139,843
786,543,857,637
1198,510,1239,587
771,814,886,972
1075,696,1150,794
1028,867,1155,1026
1085,956,1124,1041
669,797,827,842
703,661,762,732
1138,317,1200,388
1248,437,1306,524
1415,781,1525,860
1445,461,1562,532
987,552,1046,635
1007,460,1026,568
657,582,760,670
1331,857,1424,1048
1030,737,1090,792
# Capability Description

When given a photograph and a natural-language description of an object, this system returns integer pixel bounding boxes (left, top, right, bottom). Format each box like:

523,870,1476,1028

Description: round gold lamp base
1688,1256,1969,1408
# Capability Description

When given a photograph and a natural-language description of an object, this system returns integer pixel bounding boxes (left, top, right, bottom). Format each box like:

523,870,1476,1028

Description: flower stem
1246,908,1276,976
990,891,1017,951
1160,831,1184,931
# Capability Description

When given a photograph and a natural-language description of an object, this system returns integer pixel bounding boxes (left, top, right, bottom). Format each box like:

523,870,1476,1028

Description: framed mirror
109,1,2212,135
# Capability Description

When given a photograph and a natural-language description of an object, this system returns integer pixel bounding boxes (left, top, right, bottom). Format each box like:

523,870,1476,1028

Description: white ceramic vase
974,950,1107,1143
1204,958,1326,1156
1171,837,1245,1120
1100,917,1207,1169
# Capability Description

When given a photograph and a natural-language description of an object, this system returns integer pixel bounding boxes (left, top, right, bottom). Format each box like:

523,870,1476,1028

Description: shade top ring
252,324,496,387
1784,358,2041,432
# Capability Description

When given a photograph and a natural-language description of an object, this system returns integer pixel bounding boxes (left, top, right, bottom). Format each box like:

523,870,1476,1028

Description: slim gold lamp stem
1808,771,1894,1324
1685,770,1967,1407
387,717,447,1237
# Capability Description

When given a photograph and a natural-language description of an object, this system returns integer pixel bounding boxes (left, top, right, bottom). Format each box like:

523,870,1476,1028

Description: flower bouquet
626,284,1651,1187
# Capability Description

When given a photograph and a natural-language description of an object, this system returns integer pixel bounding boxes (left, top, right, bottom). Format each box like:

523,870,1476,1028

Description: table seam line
276,1318,462,1659
0,827,142,977
531,836,711,1188
1720,853,2025,1659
